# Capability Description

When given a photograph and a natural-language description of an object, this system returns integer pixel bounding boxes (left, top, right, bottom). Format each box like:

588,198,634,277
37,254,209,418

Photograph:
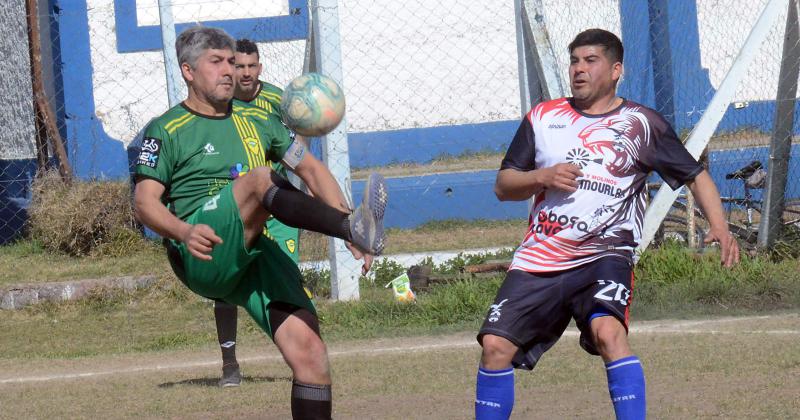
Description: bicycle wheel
653,215,706,248
782,199,800,227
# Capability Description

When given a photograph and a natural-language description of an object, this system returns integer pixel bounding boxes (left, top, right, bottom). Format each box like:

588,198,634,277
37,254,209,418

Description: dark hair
176,26,235,69
235,39,259,59
568,29,623,64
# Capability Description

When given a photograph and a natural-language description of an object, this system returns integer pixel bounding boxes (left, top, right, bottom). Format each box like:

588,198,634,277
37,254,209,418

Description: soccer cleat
348,173,388,255
219,363,242,388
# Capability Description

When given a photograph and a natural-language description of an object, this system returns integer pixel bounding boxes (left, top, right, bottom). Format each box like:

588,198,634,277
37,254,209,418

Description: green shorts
265,217,300,264
166,183,313,337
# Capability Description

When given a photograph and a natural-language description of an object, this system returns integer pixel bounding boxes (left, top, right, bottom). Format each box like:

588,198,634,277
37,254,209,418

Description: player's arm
291,151,351,213
495,164,583,201
270,119,350,212
494,113,582,201
643,110,738,267
685,171,739,267
133,179,222,261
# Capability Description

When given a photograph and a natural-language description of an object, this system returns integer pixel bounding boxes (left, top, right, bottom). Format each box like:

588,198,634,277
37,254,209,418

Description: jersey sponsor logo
548,123,566,129
285,238,296,254
534,210,591,236
137,137,161,168
577,179,624,198
230,162,250,179
566,147,603,169
487,298,509,322
594,279,631,306
203,143,219,155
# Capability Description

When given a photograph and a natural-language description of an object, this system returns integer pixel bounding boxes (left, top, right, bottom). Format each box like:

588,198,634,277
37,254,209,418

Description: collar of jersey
567,97,627,118
180,101,233,120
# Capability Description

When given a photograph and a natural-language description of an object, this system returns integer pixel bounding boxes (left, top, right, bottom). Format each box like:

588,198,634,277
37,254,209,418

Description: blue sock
475,365,514,420
605,356,646,420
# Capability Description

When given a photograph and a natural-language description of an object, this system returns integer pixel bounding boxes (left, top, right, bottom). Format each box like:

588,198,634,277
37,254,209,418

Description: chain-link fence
0,0,37,244
2,0,799,294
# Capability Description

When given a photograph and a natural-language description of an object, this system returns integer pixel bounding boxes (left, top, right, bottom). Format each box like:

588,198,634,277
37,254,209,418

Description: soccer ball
280,72,346,137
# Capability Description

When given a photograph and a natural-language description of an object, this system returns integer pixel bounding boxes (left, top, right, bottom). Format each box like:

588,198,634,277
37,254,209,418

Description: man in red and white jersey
473,29,739,420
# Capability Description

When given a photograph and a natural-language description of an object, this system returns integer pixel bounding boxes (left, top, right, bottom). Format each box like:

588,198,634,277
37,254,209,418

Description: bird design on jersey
577,111,650,178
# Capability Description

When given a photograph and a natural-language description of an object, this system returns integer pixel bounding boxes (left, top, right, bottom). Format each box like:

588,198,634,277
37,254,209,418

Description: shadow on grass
158,375,292,388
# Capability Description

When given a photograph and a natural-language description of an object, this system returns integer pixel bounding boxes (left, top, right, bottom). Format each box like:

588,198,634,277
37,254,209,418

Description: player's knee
480,334,517,368
592,318,630,359
291,336,330,379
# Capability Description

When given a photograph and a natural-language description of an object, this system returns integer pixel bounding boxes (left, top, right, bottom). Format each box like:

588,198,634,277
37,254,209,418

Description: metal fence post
157,0,182,108
311,0,359,301
758,0,800,248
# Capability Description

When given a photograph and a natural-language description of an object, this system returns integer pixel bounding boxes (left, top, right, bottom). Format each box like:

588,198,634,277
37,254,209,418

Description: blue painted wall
2,0,798,242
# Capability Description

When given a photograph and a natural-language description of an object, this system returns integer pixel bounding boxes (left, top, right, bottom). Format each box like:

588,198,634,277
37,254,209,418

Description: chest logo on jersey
285,239,296,254
566,148,603,169
137,137,161,168
245,137,260,153
577,113,648,177
230,162,250,179
203,143,219,155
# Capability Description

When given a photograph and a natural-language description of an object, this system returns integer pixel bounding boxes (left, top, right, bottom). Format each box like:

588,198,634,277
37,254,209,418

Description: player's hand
704,227,739,267
345,241,374,274
182,224,223,261
541,163,583,193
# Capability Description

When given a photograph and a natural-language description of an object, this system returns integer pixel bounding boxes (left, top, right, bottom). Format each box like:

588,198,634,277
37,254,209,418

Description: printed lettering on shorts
137,137,161,168
593,279,631,306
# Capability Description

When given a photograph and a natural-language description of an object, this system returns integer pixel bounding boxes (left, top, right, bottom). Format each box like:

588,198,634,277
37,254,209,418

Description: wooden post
26,0,72,183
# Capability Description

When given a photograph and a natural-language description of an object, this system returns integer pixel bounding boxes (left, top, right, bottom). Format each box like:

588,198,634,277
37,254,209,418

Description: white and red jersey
503,98,702,273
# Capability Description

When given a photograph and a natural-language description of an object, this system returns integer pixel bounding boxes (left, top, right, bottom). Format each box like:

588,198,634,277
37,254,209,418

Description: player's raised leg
232,166,387,256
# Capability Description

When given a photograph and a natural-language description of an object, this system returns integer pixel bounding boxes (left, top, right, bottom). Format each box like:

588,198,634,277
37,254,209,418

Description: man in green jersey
134,26,387,419
210,38,308,388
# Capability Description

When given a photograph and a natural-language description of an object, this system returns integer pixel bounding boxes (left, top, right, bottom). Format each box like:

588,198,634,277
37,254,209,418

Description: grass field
4,202,800,418
1,313,798,419
0,219,526,286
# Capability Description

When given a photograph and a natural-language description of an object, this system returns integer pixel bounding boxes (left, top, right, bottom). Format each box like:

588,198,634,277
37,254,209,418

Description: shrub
27,171,142,256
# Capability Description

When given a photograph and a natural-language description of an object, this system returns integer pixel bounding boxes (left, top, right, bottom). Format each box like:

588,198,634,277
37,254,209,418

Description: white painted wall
81,0,787,149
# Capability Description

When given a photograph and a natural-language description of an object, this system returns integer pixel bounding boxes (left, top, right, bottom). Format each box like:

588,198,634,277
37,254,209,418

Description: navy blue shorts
477,255,634,370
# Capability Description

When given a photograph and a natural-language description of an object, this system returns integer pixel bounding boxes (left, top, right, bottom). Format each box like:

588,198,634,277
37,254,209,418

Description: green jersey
248,80,284,120
242,80,291,176
135,101,292,220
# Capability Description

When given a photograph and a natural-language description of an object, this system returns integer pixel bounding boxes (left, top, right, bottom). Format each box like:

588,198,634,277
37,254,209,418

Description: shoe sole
362,173,388,255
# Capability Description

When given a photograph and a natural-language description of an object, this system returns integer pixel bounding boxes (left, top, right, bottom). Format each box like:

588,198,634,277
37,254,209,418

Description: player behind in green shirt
211,38,310,388
134,26,387,419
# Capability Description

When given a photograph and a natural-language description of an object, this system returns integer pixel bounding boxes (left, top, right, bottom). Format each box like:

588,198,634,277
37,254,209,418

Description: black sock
262,183,352,242
214,300,238,366
291,381,332,420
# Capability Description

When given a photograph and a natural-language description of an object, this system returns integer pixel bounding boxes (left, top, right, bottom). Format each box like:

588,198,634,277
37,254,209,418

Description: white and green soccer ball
280,72,346,137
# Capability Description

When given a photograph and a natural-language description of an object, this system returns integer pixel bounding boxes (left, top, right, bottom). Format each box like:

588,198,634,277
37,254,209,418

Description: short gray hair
175,26,235,69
